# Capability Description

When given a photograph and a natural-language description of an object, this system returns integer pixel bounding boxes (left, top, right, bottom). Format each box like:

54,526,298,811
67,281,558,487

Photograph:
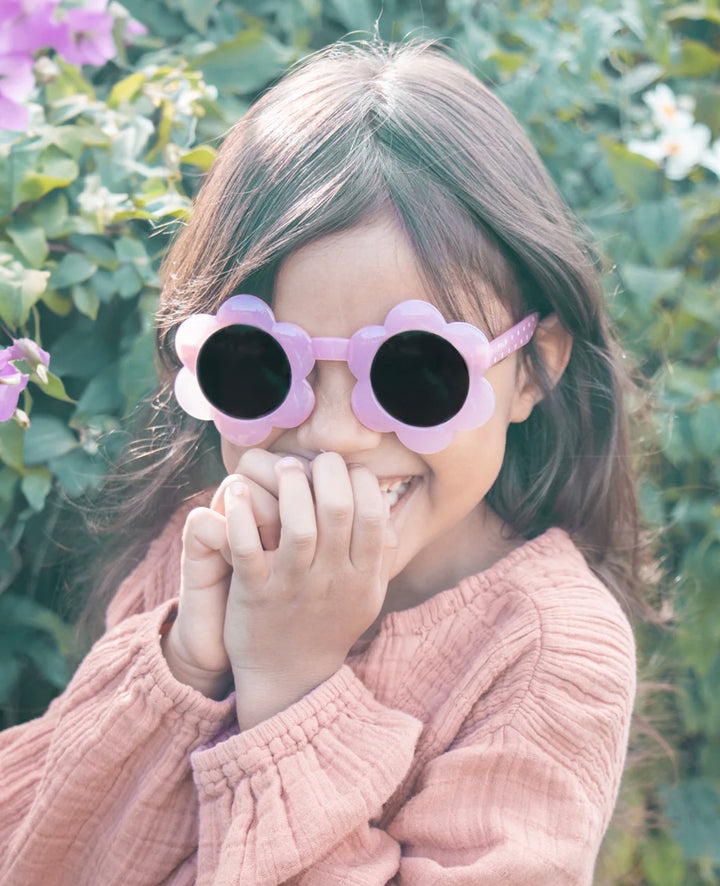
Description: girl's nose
295,362,383,455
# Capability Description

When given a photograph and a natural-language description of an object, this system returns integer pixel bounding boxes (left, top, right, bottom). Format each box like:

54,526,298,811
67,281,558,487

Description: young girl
1,40,639,885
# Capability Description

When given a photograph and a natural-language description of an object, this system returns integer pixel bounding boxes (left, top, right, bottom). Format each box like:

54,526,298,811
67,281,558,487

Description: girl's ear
509,313,573,423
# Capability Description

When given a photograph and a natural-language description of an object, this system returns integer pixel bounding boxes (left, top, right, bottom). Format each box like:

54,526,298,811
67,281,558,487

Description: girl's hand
224,452,397,730
161,451,287,698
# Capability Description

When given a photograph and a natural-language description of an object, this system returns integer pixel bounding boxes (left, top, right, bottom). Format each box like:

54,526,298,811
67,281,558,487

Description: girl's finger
346,466,388,572
212,474,281,550
311,451,355,560
224,480,269,585
231,448,312,496
182,507,232,585
275,457,317,573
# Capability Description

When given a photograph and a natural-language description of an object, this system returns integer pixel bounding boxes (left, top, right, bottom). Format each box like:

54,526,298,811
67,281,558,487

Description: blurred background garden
0,0,719,881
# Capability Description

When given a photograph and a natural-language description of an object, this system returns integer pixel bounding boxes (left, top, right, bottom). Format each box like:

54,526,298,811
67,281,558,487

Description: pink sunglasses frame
173,294,539,454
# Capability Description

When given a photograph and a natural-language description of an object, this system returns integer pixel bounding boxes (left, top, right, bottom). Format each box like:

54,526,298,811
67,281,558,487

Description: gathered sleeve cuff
191,664,423,885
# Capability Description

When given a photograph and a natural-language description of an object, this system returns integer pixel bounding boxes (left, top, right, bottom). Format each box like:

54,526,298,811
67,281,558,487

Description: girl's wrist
231,664,342,730
160,628,231,700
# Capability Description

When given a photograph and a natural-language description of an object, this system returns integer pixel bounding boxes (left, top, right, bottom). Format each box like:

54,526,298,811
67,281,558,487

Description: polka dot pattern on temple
488,314,540,366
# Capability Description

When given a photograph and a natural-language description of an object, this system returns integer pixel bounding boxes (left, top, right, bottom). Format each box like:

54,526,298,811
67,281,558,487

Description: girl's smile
221,213,554,608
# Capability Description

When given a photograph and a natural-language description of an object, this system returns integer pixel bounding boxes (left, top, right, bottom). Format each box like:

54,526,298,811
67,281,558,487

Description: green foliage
1,1,719,882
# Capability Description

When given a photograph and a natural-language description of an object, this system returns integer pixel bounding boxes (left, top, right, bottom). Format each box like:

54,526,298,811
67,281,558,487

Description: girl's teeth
384,479,412,508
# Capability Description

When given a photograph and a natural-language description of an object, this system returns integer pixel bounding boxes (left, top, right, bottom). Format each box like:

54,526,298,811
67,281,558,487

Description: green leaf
690,403,720,459
71,365,123,422
49,324,111,378
324,0,377,31
193,30,294,95
21,467,52,511
37,370,74,404
670,39,720,77
118,329,157,414
640,833,686,886
67,235,119,270
663,780,720,863
0,419,25,472
40,289,73,317
49,253,98,290
113,263,142,298
0,263,49,326
599,137,662,203
71,283,100,320
26,634,69,689
44,58,95,104
0,465,18,503
633,199,688,266
619,264,684,303
108,71,145,108
48,447,105,497
0,653,21,705
14,154,79,207
665,4,720,25
175,0,220,31
23,415,78,465
617,63,664,96
27,192,70,239
180,145,217,170
5,221,48,267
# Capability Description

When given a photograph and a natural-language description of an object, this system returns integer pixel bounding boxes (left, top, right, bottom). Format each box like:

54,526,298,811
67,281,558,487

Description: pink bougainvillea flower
0,1,63,55
123,17,146,42
57,3,116,67
0,348,30,422
8,336,51,374
0,52,35,130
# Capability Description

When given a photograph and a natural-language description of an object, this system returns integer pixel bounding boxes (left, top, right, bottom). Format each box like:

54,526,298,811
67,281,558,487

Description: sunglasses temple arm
487,313,540,367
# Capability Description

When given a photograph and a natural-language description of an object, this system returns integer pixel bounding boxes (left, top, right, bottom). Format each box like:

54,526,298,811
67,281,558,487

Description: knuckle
287,528,316,552
358,507,385,532
322,499,353,524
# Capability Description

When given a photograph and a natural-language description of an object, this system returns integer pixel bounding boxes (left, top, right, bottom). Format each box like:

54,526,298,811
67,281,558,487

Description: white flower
701,139,720,178
628,123,712,180
78,174,131,226
643,83,695,132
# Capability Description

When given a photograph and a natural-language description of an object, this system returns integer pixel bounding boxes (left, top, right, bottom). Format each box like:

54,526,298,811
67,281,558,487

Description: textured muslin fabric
0,498,636,885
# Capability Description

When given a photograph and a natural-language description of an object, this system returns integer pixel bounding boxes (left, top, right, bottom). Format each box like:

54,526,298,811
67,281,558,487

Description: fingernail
276,456,303,472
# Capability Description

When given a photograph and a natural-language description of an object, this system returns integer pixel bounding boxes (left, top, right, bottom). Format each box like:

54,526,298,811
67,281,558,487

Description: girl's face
221,215,546,604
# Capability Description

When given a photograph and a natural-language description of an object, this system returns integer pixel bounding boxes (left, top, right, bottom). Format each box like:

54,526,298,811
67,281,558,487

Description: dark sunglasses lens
370,331,469,427
196,325,291,419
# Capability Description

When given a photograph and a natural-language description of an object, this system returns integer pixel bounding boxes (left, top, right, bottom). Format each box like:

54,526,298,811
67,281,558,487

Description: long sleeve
0,601,235,886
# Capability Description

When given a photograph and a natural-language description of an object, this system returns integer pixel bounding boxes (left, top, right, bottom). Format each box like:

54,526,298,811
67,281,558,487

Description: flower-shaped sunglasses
173,295,539,454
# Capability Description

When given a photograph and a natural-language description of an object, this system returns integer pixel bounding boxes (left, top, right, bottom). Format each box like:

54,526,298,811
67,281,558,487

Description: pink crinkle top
0,499,636,885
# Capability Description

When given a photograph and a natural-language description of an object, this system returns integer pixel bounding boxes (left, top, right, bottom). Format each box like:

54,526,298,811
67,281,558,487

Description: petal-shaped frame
173,294,315,446
347,300,521,454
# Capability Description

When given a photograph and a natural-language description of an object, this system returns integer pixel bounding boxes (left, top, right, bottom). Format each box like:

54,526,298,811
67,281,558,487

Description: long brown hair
79,39,647,632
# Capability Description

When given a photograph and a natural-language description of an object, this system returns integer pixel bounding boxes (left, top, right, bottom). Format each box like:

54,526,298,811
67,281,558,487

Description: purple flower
9,336,51,372
0,337,50,421
0,348,30,422
56,2,116,68
0,0,63,55
0,52,35,131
